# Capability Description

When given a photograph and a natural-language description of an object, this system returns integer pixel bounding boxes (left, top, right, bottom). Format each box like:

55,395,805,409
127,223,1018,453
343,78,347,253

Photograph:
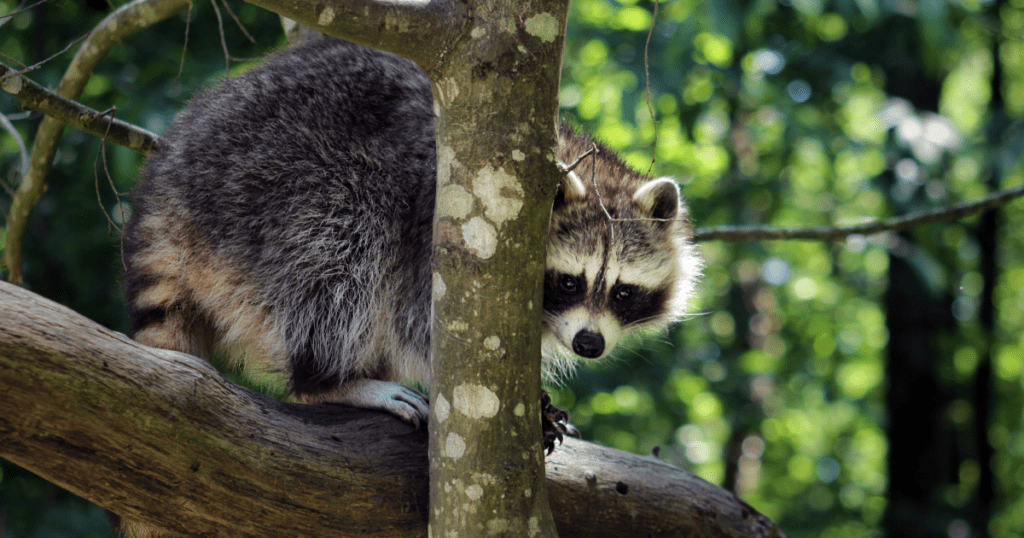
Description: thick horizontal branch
0,63,159,155
693,183,1024,242
242,0,467,70
0,280,784,538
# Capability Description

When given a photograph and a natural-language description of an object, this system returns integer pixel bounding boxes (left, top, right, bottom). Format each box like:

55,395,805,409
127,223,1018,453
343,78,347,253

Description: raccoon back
122,38,437,393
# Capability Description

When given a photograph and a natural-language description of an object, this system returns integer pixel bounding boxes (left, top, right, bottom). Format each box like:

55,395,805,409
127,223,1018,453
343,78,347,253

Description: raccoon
118,35,700,536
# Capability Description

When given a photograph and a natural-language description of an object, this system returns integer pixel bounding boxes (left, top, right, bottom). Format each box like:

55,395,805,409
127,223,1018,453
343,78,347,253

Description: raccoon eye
612,284,637,302
560,275,580,293
544,270,587,315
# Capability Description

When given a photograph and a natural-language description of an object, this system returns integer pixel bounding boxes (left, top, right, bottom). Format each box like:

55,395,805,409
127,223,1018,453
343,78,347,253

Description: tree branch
0,63,159,155
4,0,189,284
0,280,785,538
241,0,468,70
692,183,1024,242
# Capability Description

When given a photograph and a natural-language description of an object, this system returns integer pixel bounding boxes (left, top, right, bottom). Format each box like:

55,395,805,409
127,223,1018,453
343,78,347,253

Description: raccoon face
542,167,694,365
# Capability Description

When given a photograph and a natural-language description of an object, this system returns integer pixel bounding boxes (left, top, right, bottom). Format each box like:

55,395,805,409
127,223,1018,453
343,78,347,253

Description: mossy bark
426,6,569,535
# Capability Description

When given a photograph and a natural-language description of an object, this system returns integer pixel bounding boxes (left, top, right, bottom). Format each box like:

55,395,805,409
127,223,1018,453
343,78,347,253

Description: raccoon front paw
541,389,579,454
324,379,429,428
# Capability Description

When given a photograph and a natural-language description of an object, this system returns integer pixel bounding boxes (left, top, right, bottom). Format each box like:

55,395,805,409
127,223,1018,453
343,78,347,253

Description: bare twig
0,0,48,29
0,113,29,183
220,0,257,44
0,29,89,77
93,108,127,235
643,0,659,176
210,0,231,74
556,143,597,174
177,1,194,80
692,183,1024,242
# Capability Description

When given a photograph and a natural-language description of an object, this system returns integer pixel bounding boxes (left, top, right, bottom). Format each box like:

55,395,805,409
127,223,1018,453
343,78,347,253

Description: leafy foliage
554,0,1023,536
2,0,1023,536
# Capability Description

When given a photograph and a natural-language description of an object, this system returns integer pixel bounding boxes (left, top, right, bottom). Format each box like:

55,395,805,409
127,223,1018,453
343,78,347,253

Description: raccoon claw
541,389,578,454
389,384,430,428
542,413,578,455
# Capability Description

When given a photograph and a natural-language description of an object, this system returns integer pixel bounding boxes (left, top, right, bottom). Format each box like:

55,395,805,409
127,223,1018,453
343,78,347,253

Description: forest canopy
2,0,1023,536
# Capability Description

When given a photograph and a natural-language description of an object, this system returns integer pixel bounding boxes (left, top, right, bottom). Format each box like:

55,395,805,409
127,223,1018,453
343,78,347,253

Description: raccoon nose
572,330,605,359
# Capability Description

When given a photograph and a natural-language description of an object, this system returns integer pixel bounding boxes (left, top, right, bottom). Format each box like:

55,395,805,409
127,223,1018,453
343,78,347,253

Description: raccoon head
542,129,701,378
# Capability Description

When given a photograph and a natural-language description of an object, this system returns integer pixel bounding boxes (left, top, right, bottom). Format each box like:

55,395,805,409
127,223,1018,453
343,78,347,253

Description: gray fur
125,38,436,396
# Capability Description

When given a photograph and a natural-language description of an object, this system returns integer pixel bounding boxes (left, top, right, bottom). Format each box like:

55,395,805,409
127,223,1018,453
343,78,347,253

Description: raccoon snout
572,330,605,359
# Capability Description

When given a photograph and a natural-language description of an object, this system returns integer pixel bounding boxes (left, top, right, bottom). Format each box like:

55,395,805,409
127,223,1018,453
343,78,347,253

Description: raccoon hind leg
286,311,429,427
129,292,215,360
289,339,430,427
124,243,215,360
125,210,290,375
123,219,217,360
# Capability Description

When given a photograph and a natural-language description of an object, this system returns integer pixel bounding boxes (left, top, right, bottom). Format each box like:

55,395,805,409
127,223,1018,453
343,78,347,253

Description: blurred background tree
2,0,1022,536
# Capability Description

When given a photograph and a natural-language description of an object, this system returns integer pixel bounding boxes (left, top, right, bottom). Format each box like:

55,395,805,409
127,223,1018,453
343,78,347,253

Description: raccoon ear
633,177,680,221
554,170,588,210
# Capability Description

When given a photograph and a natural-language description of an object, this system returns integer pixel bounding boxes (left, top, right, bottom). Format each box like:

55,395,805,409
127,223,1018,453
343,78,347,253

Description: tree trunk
424,7,570,538
884,252,956,537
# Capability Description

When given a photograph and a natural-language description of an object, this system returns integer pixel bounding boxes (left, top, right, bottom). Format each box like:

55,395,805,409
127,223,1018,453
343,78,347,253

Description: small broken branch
1,64,159,154
557,143,597,174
